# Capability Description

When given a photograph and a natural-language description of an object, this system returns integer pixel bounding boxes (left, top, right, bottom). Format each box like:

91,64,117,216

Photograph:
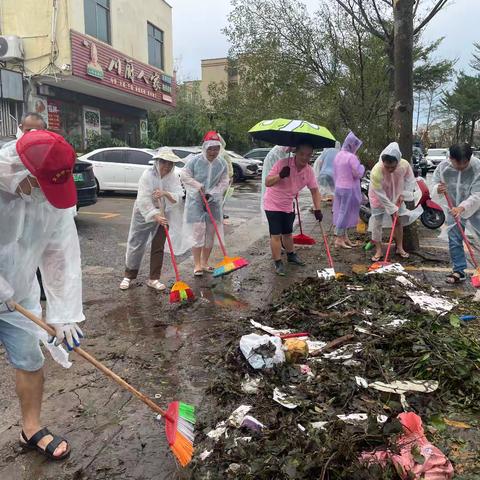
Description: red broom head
472,270,480,288
170,281,195,304
293,234,316,246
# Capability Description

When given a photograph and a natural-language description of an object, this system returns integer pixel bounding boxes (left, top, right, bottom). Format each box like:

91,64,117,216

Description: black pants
265,210,295,236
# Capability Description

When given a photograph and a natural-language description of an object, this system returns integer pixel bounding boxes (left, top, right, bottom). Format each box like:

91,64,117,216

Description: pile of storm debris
190,268,480,479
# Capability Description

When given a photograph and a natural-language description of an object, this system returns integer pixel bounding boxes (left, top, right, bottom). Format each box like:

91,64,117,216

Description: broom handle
319,223,335,269
164,226,181,282
14,303,173,422
445,193,479,269
295,196,304,235
384,207,400,264
200,190,228,257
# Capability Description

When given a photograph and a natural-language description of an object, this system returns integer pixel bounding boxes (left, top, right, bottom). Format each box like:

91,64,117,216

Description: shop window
148,22,164,70
85,0,111,44
126,150,153,165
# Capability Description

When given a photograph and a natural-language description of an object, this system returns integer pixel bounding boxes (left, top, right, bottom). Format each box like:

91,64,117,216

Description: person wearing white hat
120,148,184,291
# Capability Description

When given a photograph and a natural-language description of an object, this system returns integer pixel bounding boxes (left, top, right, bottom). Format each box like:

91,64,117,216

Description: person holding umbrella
264,142,323,275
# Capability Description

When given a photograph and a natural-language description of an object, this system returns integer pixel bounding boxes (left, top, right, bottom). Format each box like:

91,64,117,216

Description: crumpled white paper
240,333,285,369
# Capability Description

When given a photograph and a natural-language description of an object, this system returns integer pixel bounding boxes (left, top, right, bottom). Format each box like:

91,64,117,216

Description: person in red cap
0,130,85,461
181,131,229,275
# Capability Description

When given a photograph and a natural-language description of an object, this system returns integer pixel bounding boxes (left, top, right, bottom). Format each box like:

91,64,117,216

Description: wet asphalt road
0,177,464,480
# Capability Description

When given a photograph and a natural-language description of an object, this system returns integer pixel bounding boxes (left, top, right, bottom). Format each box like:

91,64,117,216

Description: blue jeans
0,319,44,371
448,223,468,275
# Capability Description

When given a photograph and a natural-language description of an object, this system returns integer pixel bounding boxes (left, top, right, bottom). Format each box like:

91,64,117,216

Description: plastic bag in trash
240,334,285,369
360,412,454,479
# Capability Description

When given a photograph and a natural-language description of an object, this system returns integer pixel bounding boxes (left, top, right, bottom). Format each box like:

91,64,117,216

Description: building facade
0,0,175,147
185,57,239,104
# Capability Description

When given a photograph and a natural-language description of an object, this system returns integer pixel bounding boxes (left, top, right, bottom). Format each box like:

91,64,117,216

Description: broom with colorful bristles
164,226,195,303
14,303,196,467
293,196,316,246
200,191,249,278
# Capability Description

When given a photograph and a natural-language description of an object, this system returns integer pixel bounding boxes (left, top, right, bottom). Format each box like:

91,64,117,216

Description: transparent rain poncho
260,146,291,220
180,140,229,250
313,141,341,197
125,161,185,272
431,155,480,240
368,142,423,242
0,143,84,368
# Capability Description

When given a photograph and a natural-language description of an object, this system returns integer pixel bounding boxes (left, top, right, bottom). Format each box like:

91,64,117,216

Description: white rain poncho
368,142,423,242
180,140,229,250
313,141,341,196
125,161,185,272
260,146,291,219
0,143,84,368
431,155,480,240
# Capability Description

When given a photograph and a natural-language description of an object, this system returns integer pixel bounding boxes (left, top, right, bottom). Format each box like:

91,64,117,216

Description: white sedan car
78,147,184,193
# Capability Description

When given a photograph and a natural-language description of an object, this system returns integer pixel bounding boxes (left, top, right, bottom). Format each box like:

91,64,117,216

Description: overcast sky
171,0,479,81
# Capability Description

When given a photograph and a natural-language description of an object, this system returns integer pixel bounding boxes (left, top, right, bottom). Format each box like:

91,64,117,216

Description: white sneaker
119,278,131,290
146,279,166,291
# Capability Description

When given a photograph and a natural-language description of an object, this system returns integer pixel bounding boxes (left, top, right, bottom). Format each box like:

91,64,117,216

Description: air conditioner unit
0,36,24,61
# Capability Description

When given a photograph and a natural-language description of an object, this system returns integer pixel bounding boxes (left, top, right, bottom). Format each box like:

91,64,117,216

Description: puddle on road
199,287,249,310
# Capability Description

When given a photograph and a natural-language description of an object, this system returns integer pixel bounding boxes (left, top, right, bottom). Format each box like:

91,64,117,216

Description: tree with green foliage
151,83,211,147
442,73,480,145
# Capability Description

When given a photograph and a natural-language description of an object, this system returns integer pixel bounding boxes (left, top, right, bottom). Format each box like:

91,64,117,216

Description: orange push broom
445,193,480,288
200,191,249,278
14,303,196,467
164,226,195,303
293,196,316,246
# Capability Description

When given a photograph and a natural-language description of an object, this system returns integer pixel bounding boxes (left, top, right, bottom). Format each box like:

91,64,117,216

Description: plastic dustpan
317,267,336,281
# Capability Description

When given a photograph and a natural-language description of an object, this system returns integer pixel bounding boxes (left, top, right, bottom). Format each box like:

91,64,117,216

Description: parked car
74,160,97,208
244,148,271,163
78,147,184,193
170,146,261,183
425,148,448,171
227,150,262,182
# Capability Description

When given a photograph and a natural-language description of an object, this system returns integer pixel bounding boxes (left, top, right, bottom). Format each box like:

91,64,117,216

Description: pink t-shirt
264,157,318,212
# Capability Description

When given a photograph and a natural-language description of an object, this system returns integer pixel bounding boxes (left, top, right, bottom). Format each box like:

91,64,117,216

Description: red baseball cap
203,131,221,143
16,130,77,209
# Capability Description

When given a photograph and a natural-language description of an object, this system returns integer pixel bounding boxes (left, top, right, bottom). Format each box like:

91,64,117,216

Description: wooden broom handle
14,303,172,421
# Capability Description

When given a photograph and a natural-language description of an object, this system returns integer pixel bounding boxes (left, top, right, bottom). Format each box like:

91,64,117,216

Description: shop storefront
29,31,175,150
0,69,24,138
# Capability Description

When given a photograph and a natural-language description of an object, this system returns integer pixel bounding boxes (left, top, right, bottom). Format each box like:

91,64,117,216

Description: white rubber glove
0,275,15,312
48,323,84,351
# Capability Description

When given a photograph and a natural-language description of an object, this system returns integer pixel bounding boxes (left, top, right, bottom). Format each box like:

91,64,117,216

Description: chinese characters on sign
47,100,61,131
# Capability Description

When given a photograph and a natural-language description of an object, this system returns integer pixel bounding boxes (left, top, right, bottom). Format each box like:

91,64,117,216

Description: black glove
314,209,323,222
279,166,291,179
204,193,212,202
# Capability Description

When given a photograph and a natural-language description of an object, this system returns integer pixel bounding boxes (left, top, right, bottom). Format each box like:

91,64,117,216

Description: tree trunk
394,0,418,252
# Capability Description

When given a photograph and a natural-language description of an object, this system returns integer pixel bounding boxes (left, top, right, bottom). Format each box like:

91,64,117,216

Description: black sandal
20,428,71,461
446,272,466,284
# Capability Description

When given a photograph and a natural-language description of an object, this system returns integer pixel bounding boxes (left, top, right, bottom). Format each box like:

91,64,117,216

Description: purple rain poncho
332,132,365,231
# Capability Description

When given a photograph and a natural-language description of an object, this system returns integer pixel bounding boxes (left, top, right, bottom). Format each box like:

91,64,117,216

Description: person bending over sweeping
264,142,323,276
181,131,229,276
431,144,480,286
120,148,184,291
368,142,423,263
0,130,85,461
